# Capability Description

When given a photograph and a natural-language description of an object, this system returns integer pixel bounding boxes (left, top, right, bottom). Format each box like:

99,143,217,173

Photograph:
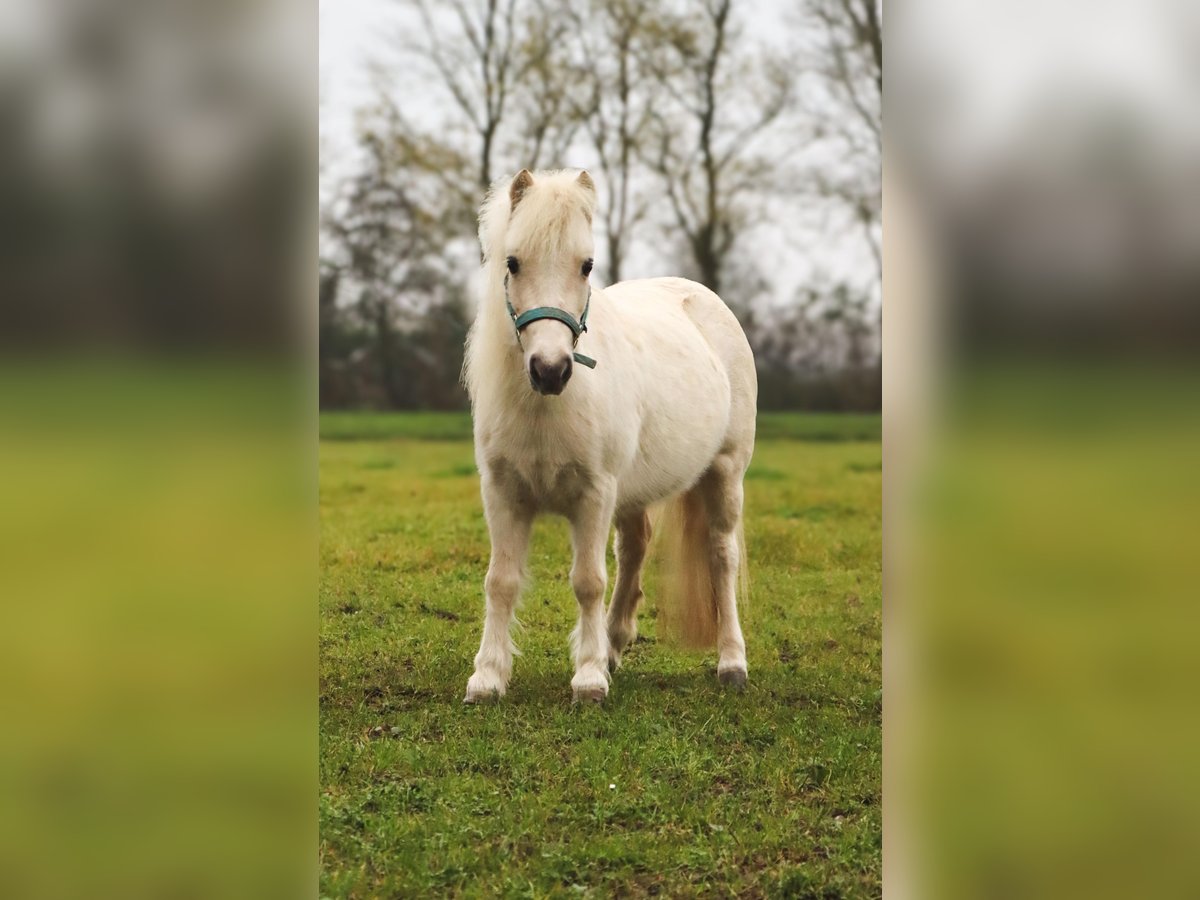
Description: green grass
320,412,881,897
320,410,477,442
319,410,881,443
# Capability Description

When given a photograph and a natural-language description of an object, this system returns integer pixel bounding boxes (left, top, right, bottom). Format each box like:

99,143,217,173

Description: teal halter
504,273,597,369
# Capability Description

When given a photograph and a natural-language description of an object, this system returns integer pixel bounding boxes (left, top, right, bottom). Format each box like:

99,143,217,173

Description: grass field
318,410,882,444
320,411,881,898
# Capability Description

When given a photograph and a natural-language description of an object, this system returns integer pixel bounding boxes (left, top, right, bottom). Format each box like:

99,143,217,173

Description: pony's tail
656,488,748,648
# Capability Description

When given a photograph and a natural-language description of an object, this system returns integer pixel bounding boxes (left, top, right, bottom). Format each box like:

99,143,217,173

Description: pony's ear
509,169,535,210
576,170,596,223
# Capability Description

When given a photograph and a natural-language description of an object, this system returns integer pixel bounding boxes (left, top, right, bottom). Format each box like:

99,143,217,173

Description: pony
462,168,757,703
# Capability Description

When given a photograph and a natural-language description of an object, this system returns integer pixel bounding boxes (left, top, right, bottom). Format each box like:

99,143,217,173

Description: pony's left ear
510,169,535,210
577,170,596,223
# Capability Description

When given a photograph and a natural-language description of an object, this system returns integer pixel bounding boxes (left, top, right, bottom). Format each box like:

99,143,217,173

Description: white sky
318,0,405,195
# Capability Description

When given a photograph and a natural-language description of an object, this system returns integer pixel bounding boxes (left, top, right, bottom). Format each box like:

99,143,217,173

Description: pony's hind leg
699,454,750,688
569,484,617,702
606,508,651,670
464,488,533,703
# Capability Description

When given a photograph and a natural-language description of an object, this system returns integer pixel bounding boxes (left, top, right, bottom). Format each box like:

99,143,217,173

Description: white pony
462,168,757,703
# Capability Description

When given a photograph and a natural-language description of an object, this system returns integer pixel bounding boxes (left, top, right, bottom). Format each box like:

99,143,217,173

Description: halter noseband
503,273,598,369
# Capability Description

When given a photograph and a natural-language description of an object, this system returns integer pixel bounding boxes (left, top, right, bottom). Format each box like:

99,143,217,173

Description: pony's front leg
568,486,616,703
464,491,532,703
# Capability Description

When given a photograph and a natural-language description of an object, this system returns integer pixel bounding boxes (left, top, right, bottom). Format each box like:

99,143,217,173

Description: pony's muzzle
528,354,572,395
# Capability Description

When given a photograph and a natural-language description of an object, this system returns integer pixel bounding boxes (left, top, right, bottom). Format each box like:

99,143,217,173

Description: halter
503,273,598,369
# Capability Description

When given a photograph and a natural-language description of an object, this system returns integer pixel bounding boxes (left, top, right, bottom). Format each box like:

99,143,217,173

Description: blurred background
318,0,882,411
889,1,1200,898
1,0,313,897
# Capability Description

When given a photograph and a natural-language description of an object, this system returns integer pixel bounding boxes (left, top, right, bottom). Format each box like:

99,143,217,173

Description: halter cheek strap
504,274,598,369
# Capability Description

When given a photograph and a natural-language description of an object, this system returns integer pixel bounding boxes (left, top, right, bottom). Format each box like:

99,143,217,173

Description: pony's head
483,168,597,396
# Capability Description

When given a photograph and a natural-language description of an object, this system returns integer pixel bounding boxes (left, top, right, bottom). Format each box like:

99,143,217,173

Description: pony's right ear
509,169,534,210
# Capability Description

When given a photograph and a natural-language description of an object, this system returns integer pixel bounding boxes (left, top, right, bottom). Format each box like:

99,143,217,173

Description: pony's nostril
528,355,571,394
529,356,546,387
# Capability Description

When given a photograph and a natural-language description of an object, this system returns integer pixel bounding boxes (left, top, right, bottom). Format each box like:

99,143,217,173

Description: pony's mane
465,169,596,404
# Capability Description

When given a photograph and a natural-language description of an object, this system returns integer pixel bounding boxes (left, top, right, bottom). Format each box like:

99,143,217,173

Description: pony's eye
582,258,593,277
506,256,519,275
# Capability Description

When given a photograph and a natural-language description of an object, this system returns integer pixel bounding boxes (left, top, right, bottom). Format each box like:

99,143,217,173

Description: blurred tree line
320,0,881,411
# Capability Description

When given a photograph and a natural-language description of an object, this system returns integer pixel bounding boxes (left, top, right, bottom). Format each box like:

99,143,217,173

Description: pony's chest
480,426,597,512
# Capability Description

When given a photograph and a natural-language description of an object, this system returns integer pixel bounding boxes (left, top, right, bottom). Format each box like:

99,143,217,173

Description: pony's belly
617,432,724,509
617,385,731,509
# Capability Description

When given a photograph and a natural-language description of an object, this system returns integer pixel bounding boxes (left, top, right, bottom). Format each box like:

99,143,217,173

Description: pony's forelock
479,169,595,266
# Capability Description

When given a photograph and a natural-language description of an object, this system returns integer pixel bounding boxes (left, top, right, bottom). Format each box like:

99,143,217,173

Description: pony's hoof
718,667,748,690
463,672,506,704
463,688,500,704
572,686,607,704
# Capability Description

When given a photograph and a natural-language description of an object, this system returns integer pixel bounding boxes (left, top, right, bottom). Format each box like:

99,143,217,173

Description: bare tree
642,0,791,295
795,0,882,279
401,0,582,194
509,3,583,172
565,0,656,284
403,0,522,190
321,99,474,408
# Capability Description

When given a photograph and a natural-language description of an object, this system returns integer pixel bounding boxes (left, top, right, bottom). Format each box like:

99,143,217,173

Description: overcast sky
319,0,406,195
